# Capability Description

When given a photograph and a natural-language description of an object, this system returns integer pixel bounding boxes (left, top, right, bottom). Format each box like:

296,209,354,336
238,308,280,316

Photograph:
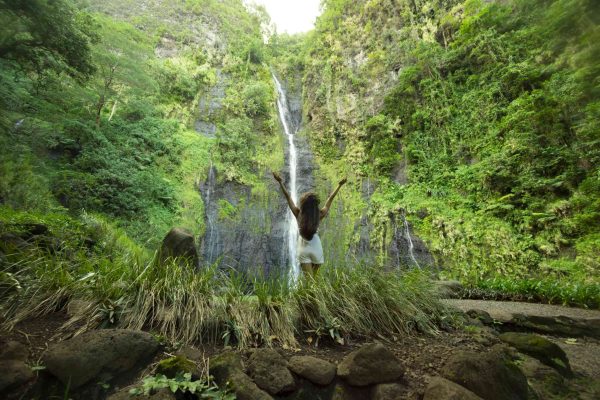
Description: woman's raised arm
273,171,300,218
320,177,347,220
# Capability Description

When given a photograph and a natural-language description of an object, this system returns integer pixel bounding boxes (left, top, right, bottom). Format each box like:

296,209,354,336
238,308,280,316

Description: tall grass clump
294,267,449,342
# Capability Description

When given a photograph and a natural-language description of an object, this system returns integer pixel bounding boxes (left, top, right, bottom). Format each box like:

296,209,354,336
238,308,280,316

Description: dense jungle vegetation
0,0,599,358
290,0,600,305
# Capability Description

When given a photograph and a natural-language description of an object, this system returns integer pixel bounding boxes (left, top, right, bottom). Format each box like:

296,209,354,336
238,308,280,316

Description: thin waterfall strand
402,212,420,268
272,74,300,283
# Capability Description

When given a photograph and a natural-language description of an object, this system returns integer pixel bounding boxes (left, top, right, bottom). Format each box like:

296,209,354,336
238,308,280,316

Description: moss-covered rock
210,351,273,400
441,350,528,400
519,354,569,400
155,356,198,379
499,332,572,377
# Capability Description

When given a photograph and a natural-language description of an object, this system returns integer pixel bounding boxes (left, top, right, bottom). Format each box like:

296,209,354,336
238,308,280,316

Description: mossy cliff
274,0,600,295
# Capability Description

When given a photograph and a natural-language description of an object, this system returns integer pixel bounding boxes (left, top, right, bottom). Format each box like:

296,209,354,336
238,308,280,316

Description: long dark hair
298,192,320,240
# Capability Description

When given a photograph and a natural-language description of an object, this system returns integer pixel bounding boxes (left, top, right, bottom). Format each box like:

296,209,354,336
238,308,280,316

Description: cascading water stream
401,212,420,268
272,73,300,283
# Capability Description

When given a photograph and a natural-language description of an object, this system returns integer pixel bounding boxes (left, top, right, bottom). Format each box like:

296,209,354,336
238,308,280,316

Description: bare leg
312,264,321,276
301,263,314,277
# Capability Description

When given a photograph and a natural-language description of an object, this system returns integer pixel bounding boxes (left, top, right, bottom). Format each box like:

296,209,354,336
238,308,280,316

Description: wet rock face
195,69,227,138
42,329,159,389
387,212,435,269
199,167,288,274
337,343,404,386
441,350,528,400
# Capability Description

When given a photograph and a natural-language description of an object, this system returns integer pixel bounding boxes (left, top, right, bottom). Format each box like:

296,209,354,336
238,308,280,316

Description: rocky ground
1,294,599,399
0,282,600,400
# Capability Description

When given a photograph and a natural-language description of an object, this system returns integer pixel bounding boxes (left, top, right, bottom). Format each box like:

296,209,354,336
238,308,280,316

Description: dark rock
337,343,404,386
288,355,336,386
466,309,494,326
42,329,159,389
156,356,199,379
435,280,464,299
18,223,49,238
0,360,34,393
210,351,272,400
519,355,568,399
1,341,29,361
499,332,572,376
159,228,199,267
331,381,372,400
283,378,337,400
512,313,600,339
423,377,483,400
441,350,528,400
371,382,407,400
0,233,29,251
247,348,295,395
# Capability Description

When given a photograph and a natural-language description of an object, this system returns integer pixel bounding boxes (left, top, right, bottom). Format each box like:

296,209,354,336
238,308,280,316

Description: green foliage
242,81,273,118
0,0,97,78
301,0,600,289
464,276,600,309
129,373,234,399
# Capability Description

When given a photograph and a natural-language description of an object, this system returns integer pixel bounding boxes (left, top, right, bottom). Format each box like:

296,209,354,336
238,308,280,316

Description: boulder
288,355,336,386
337,343,404,386
159,228,199,266
247,349,295,395
441,350,528,400
435,280,464,298
210,351,272,400
371,382,407,400
0,360,34,393
499,332,571,376
42,329,159,389
0,341,29,361
0,340,33,395
423,377,483,400
519,354,567,399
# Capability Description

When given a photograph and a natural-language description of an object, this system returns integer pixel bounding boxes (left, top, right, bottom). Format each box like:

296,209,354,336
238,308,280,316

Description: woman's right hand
273,171,283,182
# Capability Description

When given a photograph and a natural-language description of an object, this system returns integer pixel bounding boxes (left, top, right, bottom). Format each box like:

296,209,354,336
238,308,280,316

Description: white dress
297,232,324,264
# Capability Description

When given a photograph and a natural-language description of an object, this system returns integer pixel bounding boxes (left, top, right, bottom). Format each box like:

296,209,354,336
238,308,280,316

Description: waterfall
401,212,420,268
272,73,300,283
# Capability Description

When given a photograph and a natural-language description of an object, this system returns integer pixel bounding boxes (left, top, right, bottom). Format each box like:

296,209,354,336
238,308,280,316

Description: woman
273,171,347,277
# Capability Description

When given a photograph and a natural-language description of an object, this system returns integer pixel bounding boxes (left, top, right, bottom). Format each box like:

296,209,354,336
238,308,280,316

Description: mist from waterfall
272,73,300,283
